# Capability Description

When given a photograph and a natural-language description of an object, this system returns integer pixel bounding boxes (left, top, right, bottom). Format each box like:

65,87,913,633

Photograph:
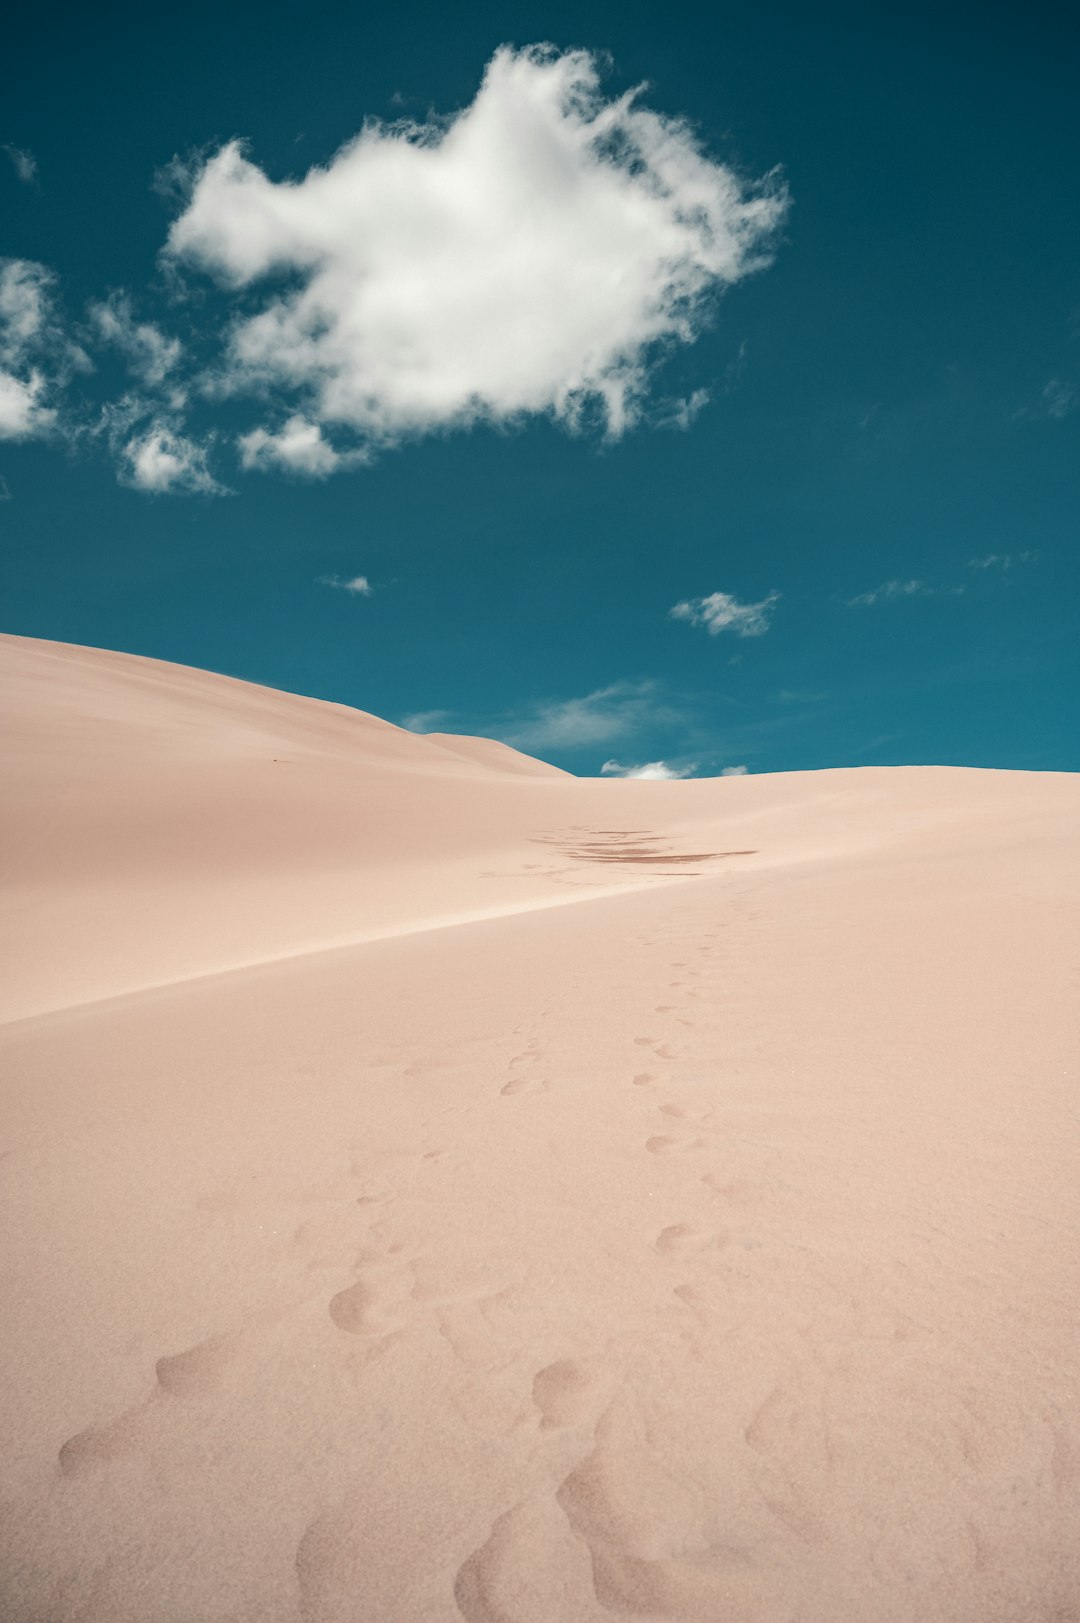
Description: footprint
155,1334,235,1397
701,1174,763,1207
659,1103,713,1125
655,1224,713,1254
532,1359,599,1430
646,1135,703,1156
454,1498,588,1623
632,1073,657,1088
436,1290,512,1367
328,1280,380,1335
634,1038,681,1060
328,1264,411,1338
58,1406,151,1477
673,1283,713,1323
501,1077,546,1097
556,1406,784,1621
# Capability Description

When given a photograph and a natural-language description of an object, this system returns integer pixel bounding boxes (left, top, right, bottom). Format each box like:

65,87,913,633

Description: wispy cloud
317,572,373,595
88,293,183,390
720,764,749,776
3,145,37,185
656,388,710,432
670,588,779,637
0,259,85,441
600,758,696,780
968,550,1039,571
400,708,452,733
502,680,676,750
1040,379,1075,420
846,578,936,607
1014,378,1076,423
165,45,786,464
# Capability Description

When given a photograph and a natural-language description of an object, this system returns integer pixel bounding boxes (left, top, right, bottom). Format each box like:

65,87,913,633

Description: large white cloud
167,45,787,460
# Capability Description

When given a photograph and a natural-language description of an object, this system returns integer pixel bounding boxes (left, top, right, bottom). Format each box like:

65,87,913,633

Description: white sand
2,632,1078,1621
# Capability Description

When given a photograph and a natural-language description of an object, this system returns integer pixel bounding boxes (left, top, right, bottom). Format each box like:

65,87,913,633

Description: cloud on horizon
670,588,779,637
600,758,696,780
166,45,787,464
400,708,453,733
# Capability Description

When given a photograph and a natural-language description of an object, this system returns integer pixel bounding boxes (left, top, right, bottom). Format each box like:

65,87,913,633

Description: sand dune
1,633,1078,1622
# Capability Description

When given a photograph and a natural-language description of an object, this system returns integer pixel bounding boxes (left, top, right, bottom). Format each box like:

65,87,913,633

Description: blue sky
2,0,1077,776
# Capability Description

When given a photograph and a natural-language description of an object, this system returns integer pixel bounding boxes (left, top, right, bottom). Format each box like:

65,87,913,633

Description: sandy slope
1,634,1078,1622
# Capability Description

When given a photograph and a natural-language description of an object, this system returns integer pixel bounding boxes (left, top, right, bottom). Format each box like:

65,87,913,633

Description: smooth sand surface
2,632,1079,1622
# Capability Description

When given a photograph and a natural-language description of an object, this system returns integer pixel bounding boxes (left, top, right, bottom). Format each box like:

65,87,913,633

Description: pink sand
2,632,1078,1621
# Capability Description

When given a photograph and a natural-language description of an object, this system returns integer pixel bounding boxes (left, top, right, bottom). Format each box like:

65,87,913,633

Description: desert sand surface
2,631,1079,1623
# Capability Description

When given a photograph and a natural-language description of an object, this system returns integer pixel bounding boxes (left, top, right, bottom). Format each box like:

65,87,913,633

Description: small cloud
775,688,824,704
119,422,225,494
720,764,749,776
670,588,779,637
600,758,696,780
3,145,37,185
721,339,749,392
89,293,183,389
656,388,710,432
0,474,11,499
846,578,931,607
1015,378,1076,422
239,416,361,478
1041,379,1075,420
0,367,55,440
317,573,373,595
968,550,1039,571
